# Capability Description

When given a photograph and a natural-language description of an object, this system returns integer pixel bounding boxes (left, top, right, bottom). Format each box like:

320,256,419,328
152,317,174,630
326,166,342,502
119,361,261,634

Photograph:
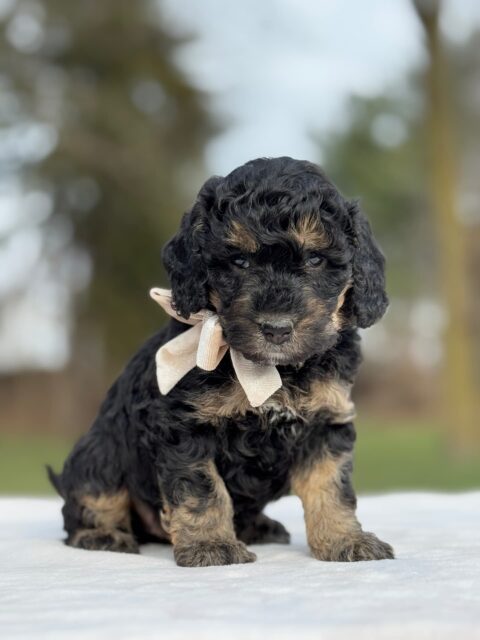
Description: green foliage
319,95,432,298
0,434,74,495
0,0,217,371
318,31,480,302
354,420,480,492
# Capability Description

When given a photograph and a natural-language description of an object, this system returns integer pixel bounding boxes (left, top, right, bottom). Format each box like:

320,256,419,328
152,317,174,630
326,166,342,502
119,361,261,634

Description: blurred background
0,0,479,494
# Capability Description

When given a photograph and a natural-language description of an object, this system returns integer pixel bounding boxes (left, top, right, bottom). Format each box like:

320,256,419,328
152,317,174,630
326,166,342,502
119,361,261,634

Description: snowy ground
1,493,480,640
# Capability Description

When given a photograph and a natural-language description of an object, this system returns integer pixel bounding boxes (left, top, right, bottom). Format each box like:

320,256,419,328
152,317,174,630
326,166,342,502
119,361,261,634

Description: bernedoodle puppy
49,156,394,567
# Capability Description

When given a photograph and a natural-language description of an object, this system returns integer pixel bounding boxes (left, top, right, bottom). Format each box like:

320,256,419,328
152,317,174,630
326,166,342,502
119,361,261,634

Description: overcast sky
162,0,480,174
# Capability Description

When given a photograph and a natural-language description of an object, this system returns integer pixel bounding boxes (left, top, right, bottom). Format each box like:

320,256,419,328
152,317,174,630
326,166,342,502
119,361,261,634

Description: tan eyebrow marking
226,220,259,253
290,214,328,249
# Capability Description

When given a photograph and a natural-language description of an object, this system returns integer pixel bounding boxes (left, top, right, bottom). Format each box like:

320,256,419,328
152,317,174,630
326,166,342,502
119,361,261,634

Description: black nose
260,321,293,345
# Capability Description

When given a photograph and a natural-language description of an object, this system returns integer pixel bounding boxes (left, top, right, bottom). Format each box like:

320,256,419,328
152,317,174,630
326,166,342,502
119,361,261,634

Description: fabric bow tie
149,288,282,407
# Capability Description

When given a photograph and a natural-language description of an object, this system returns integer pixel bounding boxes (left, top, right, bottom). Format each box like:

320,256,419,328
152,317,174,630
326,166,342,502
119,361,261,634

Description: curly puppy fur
49,157,394,566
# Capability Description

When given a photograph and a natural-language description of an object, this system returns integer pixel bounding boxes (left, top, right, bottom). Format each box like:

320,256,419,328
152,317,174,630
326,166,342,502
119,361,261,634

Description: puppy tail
46,465,65,498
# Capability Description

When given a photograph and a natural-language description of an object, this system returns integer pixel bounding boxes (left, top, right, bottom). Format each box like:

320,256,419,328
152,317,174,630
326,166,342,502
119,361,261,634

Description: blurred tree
0,0,217,379
318,2,479,453
413,0,477,454
319,94,431,298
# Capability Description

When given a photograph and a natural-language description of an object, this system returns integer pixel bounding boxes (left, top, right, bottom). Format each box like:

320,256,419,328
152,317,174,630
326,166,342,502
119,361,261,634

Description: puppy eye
232,256,250,269
306,254,325,267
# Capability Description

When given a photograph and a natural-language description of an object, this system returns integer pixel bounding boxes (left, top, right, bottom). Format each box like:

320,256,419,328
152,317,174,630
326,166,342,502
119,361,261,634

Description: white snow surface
1,493,480,639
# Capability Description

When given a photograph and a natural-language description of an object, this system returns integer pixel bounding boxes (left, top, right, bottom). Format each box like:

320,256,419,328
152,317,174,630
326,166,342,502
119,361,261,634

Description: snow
1,493,480,639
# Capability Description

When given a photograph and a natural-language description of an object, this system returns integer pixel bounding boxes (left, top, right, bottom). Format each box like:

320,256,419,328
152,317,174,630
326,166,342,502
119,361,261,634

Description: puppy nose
260,321,293,345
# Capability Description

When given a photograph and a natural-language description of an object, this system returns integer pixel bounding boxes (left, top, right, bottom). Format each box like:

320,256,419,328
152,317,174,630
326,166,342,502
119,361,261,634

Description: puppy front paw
311,531,394,562
174,540,257,567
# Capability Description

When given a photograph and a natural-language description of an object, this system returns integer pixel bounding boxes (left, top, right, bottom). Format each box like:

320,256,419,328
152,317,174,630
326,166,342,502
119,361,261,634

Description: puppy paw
67,529,140,554
238,514,291,545
311,531,394,562
174,540,257,567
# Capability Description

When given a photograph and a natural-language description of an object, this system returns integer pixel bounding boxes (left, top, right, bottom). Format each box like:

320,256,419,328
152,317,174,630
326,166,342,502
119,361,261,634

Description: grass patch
0,421,479,495
0,434,75,495
354,420,480,492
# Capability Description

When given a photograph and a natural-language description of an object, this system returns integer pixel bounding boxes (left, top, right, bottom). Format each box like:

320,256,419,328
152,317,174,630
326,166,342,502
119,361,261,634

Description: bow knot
150,288,282,407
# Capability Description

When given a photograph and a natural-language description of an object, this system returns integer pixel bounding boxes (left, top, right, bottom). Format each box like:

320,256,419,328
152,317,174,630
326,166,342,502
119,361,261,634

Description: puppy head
163,157,387,365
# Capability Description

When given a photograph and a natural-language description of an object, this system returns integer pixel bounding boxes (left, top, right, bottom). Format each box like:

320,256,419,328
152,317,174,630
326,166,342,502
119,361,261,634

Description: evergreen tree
0,0,217,374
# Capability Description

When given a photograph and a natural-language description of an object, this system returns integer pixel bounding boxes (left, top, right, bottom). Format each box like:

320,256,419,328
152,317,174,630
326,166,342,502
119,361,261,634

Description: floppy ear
162,176,222,318
348,200,388,328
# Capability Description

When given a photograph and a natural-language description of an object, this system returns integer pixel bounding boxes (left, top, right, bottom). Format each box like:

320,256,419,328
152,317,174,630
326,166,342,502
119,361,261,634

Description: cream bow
150,288,282,407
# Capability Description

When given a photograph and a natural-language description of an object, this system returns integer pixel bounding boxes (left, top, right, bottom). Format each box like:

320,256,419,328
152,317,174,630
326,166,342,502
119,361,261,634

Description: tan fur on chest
189,377,355,425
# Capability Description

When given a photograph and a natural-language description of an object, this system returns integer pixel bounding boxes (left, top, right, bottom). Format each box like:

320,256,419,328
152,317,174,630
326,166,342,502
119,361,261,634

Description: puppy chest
189,377,355,426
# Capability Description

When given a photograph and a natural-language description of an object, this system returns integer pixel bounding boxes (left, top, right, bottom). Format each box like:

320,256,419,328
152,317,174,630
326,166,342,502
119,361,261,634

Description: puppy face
163,157,387,365
207,213,353,365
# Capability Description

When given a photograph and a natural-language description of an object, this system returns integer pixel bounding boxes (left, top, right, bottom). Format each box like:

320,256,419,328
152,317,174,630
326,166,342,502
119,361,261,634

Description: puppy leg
161,461,256,567
50,427,139,554
236,512,291,545
64,489,139,554
292,450,394,562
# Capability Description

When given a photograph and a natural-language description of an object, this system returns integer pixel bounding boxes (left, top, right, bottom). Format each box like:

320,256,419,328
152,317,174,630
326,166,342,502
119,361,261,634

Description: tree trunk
413,0,478,454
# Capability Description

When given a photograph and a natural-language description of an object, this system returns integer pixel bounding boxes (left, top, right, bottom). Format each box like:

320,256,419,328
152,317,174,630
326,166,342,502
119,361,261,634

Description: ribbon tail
230,349,282,407
154,324,203,394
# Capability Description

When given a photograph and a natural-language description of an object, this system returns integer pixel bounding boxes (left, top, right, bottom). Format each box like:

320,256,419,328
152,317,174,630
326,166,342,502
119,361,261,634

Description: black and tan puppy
49,156,394,567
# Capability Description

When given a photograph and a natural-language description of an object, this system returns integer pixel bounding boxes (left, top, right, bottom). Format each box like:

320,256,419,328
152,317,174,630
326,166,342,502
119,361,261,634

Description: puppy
49,157,394,566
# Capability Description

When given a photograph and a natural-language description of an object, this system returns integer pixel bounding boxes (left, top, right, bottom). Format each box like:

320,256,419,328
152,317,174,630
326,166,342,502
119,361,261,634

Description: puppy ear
162,176,221,318
348,200,388,328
